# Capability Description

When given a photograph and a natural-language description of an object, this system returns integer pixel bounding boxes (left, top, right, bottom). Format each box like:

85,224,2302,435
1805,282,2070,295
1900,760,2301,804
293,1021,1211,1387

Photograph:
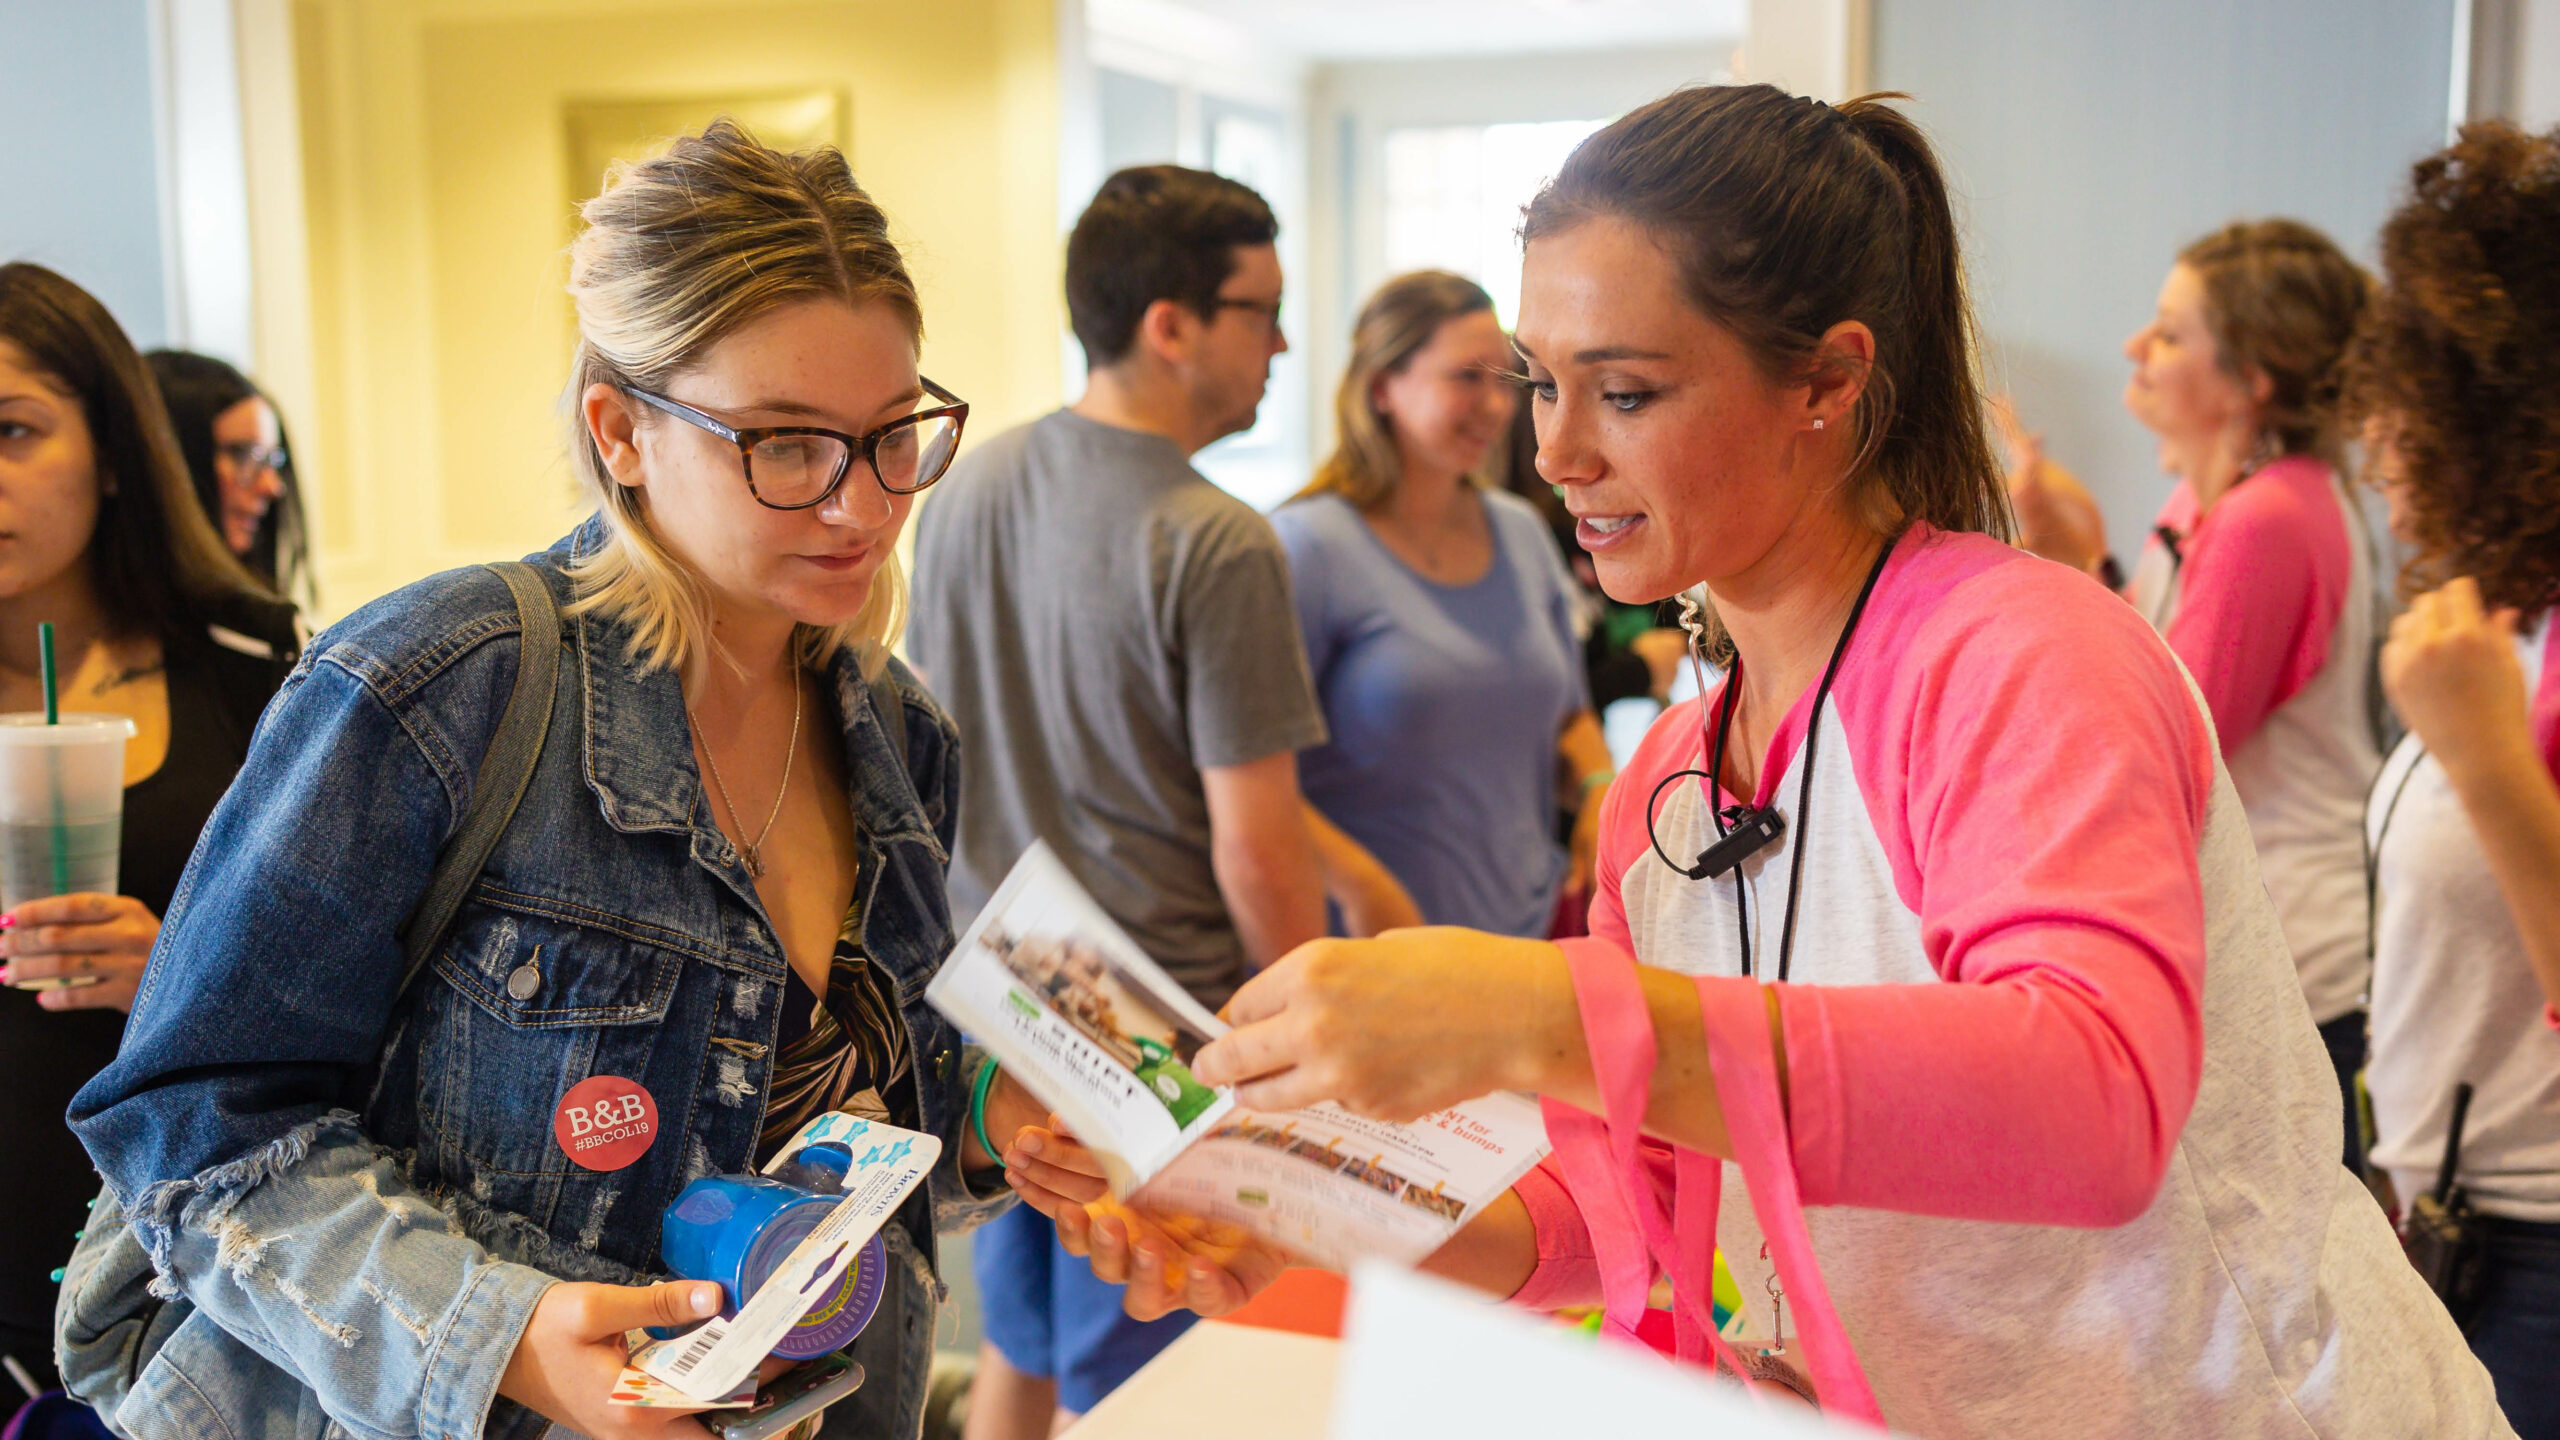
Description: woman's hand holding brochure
1191,927,1576,1119
931,845,1553,1317
1001,1138,1294,1320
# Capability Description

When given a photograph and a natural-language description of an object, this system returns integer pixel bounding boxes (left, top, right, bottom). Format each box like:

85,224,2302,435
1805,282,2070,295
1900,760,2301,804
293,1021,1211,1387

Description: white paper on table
1330,1265,1903,1439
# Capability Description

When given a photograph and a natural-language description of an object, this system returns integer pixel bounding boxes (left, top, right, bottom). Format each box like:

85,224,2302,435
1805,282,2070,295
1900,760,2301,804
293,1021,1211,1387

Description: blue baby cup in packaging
656,1142,888,1360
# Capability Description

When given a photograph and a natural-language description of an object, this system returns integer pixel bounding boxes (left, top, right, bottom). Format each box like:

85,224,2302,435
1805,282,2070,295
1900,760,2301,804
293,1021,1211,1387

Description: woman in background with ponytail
2005,224,2385,1166
2351,121,2560,1440
1009,86,2509,1437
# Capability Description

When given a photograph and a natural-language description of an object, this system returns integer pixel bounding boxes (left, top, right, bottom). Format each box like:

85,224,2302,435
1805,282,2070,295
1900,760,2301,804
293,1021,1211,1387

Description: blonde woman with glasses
54,122,1106,1440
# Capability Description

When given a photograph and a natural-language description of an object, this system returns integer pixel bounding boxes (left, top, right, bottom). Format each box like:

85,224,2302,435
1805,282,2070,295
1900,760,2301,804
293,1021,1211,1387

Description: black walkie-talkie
2400,1080,2486,1323
1680,806,1785,880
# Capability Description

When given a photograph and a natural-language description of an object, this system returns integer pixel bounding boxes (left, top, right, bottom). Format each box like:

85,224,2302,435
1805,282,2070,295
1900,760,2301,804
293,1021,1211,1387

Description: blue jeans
2470,1215,2560,1440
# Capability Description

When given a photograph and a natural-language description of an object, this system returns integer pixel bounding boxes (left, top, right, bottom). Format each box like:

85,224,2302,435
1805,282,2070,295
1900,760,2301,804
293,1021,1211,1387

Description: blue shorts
973,1201,1197,1413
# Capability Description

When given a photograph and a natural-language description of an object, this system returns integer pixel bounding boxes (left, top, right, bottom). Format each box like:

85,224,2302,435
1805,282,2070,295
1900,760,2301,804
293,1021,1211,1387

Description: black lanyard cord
1702,531,1901,982
2363,744,2426,971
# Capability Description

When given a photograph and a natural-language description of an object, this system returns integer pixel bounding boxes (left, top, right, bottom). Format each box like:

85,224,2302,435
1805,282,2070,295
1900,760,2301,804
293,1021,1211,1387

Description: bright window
1380,119,1606,327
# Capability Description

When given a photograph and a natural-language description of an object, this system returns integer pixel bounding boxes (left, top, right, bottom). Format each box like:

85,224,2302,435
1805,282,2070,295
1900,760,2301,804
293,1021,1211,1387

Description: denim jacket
60,523,1009,1440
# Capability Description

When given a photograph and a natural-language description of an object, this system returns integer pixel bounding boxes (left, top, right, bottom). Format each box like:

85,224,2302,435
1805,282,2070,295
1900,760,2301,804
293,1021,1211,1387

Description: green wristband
970,1056,1004,1171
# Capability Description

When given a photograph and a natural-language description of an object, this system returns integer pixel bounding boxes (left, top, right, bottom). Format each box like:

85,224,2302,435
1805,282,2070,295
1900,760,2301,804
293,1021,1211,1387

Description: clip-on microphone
1675,805,1785,880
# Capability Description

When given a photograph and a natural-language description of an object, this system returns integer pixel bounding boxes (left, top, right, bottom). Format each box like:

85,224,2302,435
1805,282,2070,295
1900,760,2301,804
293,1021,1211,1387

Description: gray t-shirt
910,409,1327,1006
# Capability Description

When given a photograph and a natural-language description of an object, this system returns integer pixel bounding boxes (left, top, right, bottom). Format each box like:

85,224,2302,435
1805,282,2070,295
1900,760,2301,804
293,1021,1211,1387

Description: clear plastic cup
0,713,137,911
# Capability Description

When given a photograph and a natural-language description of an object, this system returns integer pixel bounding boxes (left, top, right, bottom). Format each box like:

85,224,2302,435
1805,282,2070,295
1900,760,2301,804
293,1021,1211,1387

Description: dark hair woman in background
2350,121,2560,1440
0,263,298,1418
145,349,310,608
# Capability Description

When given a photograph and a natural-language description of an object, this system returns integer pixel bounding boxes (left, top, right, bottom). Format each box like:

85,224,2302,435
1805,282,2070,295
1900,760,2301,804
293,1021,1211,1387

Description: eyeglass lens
219,442,287,473
747,411,962,504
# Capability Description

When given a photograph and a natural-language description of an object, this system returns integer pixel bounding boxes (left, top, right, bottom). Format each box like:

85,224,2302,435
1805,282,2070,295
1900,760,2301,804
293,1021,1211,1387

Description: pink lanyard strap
1693,974,1882,1425
1553,944,1756,1377
1556,939,1884,1425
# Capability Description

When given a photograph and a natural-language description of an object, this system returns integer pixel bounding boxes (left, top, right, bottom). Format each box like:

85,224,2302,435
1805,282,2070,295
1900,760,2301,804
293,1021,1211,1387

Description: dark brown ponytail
1524,85,2010,541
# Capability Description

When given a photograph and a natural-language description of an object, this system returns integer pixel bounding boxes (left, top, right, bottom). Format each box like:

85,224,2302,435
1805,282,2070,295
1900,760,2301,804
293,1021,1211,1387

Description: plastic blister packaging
656,1141,890,1360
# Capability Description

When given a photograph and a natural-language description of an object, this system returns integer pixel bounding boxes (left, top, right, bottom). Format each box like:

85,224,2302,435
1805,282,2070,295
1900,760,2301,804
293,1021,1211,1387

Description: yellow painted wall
289,0,1062,614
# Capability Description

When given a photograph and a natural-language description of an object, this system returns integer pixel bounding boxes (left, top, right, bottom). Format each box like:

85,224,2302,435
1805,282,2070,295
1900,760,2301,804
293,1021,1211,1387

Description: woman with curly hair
2351,121,2560,1440
2007,222,2386,1168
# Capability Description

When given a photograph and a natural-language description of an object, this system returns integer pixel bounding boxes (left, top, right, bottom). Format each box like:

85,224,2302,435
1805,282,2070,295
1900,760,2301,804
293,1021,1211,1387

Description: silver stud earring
1812,418,1826,431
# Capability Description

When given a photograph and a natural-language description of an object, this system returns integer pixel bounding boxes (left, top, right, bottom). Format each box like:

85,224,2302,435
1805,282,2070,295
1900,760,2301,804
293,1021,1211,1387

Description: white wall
1305,44,1732,463
1078,0,1316,509
2519,0,2560,125
2469,0,2560,129
1873,0,2457,556
0,0,173,346
160,0,258,370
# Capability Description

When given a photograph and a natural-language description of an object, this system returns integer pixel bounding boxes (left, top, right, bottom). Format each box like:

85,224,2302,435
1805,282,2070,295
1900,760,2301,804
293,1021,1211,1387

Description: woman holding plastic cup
54,125,1108,1440
0,262,300,1414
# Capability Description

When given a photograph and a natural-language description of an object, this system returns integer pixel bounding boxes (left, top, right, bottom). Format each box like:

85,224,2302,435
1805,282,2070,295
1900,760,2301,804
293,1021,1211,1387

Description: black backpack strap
391,561,561,1004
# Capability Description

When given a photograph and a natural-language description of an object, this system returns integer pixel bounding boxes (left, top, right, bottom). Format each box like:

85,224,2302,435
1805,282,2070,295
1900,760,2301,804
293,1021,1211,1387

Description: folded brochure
927,842,1550,1271
624,1112,939,1404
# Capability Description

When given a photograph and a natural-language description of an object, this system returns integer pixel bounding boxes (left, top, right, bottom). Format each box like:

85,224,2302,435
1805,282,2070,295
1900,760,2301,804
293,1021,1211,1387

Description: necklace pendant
739,844,766,879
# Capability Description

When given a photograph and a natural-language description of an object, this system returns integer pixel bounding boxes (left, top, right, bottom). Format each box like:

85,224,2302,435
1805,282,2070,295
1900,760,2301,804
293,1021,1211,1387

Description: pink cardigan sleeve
1781,560,2215,1225
1545,550,2213,1234
1507,1157,1603,1310
1520,547,2214,1267
2161,459,2350,756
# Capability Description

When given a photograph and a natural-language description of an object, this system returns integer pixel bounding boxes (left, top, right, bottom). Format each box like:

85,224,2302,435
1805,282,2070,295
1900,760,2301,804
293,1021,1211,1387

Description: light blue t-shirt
1271,489,1591,938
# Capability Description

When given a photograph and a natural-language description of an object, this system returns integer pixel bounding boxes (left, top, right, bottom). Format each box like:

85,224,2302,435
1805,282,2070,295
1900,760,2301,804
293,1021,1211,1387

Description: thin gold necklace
692,669,803,879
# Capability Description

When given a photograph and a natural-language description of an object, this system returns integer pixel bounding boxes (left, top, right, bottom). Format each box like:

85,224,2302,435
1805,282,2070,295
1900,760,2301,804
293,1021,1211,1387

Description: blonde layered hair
1297,270,1497,510
564,119,923,677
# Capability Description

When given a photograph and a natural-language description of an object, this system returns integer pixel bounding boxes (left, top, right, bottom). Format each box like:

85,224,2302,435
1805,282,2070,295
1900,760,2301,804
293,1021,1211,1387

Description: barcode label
667,1321,727,1376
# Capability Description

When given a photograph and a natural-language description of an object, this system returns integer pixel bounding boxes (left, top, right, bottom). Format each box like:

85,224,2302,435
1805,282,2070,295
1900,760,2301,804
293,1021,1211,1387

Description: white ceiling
1138,0,1745,60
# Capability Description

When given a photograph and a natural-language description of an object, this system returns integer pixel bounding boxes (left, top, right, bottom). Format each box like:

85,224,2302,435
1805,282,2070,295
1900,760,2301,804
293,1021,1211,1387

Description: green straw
37,622,67,894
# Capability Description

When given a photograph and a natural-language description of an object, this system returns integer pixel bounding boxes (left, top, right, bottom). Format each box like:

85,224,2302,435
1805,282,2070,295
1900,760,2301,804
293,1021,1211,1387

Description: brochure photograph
928,843,1550,1269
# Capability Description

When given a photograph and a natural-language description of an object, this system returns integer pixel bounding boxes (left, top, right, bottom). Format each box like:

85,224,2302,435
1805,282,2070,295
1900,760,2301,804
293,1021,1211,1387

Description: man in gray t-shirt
910,164,1344,1437
912,406,1324,1005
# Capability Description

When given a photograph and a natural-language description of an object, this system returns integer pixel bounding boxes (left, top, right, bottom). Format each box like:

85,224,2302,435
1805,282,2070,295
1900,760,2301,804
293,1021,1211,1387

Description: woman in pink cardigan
2007,222,2386,1171
1003,85,2509,1438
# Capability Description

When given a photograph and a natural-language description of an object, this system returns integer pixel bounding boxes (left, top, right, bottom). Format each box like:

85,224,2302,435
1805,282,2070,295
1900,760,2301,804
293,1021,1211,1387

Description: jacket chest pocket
414,898,692,1237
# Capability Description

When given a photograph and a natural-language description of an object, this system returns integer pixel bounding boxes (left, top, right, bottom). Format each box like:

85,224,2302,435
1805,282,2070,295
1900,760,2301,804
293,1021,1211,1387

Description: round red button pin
554,1074,659,1172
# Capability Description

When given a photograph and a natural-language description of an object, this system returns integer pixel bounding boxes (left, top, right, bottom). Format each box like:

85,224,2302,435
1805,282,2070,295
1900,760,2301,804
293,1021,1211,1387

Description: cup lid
0,713,140,744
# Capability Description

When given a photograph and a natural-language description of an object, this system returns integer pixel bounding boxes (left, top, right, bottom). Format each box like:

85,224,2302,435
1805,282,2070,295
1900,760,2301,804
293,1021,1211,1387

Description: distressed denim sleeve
133,1114,554,1440
70,656,548,1437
